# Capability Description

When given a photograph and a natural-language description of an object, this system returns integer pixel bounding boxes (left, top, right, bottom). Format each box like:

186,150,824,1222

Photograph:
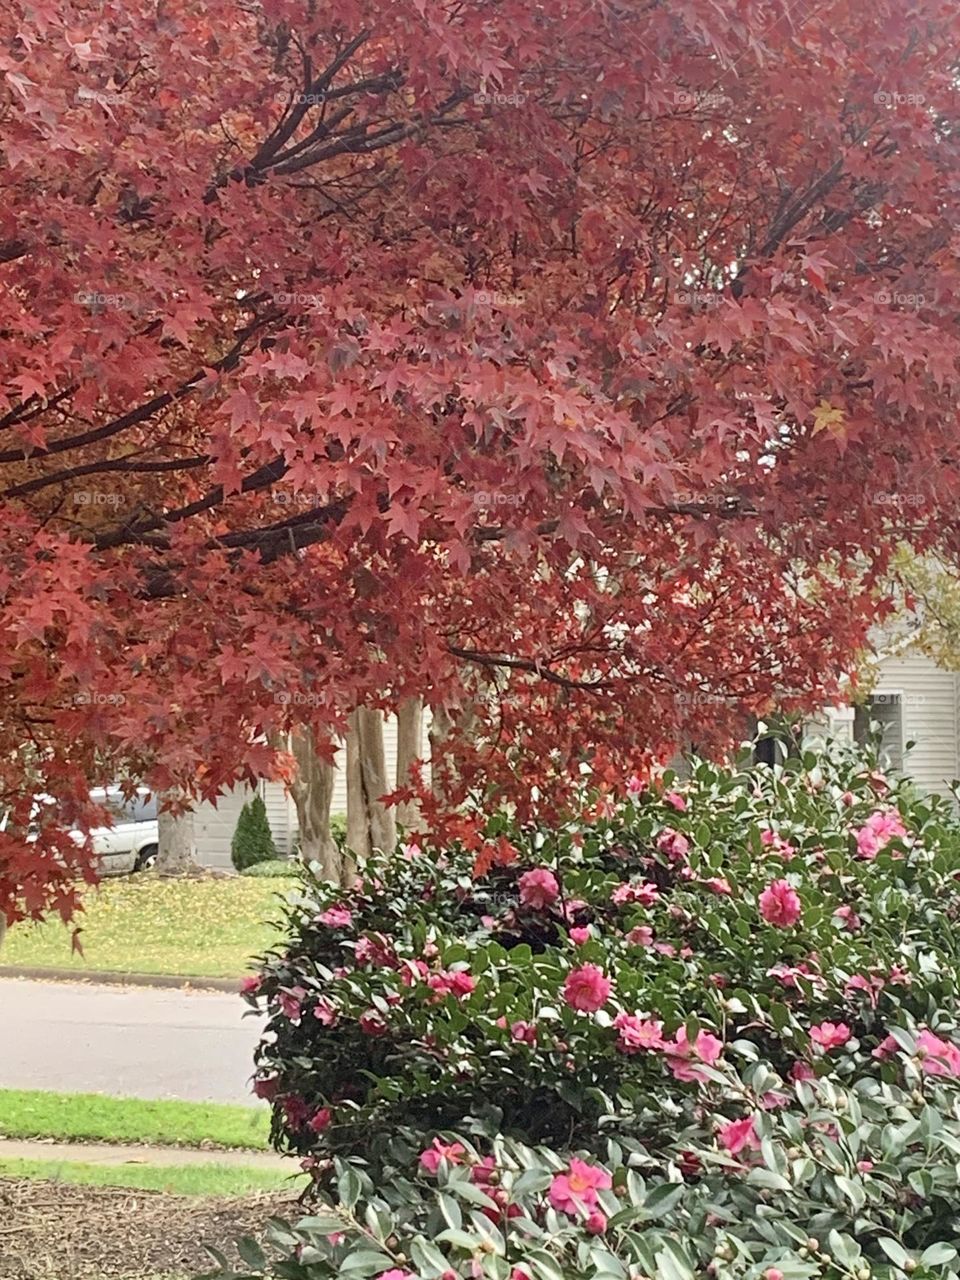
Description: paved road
0,978,265,1104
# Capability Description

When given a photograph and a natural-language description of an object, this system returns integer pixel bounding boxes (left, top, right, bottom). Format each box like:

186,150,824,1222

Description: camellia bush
225,744,960,1280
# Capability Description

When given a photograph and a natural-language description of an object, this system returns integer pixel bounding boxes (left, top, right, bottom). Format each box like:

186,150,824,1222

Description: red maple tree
1,0,959,922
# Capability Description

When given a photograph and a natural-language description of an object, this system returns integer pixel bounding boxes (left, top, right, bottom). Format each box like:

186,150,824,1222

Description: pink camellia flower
277,987,306,1022
759,879,802,928
614,1011,664,1054
856,1160,874,1174
240,976,260,996
768,960,823,991
519,867,560,910
700,877,732,895
569,926,591,945
625,925,654,947
810,1021,851,1051
419,1137,466,1173
790,1060,816,1082
760,1090,789,1110
765,1270,785,1280
471,1156,497,1185
428,969,476,1000
585,1209,608,1235
355,934,396,967
308,1106,332,1133
664,790,687,812
358,1009,388,1036
916,1029,960,1077
869,769,890,794
855,826,880,858
834,904,861,932
378,1271,415,1280
399,958,430,986
626,773,645,797
252,1074,279,1101
845,974,883,1006
312,997,338,1026
611,879,659,906
719,1114,759,1155
855,809,907,859
511,1019,538,1045
760,829,796,858
548,1157,612,1214
563,964,612,1012
872,1033,899,1060
318,905,353,928
657,828,690,860
664,1028,724,1082
282,1095,312,1128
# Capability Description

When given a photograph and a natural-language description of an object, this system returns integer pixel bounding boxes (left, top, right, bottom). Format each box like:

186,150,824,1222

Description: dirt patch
0,1178,302,1279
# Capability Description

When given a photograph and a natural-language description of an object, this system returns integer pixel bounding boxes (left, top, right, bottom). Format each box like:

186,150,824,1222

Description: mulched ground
0,1178,303,1279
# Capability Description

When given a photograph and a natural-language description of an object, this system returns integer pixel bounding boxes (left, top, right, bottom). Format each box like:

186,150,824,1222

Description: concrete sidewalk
0,1137,289,1169
0,977,264,1104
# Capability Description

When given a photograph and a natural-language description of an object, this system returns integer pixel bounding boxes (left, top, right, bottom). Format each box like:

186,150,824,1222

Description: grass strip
0,1088,270,1150
0,1154,295,1197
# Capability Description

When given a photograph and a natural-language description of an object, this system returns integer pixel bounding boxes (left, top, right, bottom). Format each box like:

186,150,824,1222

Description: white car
0,787,159,876
85,787,159,875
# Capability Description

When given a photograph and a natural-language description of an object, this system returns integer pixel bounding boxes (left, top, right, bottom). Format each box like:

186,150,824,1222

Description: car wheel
134,844,158,872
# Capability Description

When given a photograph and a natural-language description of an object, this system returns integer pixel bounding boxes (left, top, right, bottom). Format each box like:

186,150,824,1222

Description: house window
750,717,801,767
853,693,904,773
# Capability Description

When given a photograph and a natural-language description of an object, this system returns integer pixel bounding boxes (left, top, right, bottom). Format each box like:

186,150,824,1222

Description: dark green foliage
230,794,277,872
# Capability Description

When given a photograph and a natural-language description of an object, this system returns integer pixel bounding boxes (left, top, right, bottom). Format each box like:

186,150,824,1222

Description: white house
816,635,960,800
191,638,960,866
193,714,410,867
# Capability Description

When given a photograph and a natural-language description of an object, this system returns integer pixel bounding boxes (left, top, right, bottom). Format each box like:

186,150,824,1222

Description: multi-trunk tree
2,0,960,922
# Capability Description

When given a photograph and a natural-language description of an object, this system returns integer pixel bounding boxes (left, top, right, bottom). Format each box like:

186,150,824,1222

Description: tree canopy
2,0,960,921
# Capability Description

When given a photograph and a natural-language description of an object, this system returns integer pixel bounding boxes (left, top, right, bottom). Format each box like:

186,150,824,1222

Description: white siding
194,783,255,868
259,711,429,849
871,650,959,797
261,780,296,854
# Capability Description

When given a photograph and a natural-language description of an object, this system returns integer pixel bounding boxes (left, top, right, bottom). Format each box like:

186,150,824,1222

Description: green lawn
1,875,286,977
0,1088,270,1150
0,1154,292,1196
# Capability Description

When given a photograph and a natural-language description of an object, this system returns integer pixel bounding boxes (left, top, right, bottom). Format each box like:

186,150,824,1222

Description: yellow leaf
811,399,846,437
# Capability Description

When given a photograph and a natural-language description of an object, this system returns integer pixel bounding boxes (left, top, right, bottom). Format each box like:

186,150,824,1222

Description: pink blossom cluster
854,809,907,859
